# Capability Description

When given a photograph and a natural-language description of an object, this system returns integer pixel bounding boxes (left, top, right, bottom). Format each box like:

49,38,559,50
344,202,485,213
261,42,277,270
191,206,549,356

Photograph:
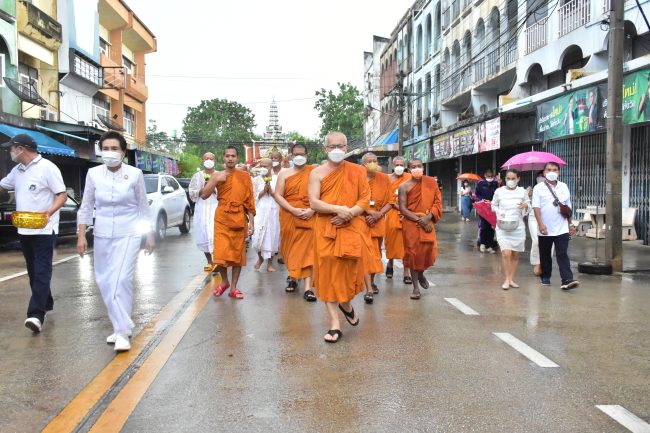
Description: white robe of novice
251,173,280,259
189,171,218,253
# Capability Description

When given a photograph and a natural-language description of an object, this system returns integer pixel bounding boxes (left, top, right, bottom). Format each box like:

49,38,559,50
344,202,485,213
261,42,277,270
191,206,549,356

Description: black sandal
324,329,342,343
285,280,297,293
386,266,394,279
303,290,317,302
364,293,374,304
404,276,413,285
417,275,430,290
338,304,360,326
372,283,379,294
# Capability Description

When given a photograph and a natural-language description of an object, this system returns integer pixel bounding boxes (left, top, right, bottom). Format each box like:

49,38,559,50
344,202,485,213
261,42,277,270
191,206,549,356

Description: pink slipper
228,289,244,300
213,283,230,297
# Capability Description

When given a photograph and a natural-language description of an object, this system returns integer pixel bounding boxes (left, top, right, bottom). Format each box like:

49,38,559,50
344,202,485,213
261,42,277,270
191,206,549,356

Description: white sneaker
106,331,132,344
487,247,497,254
25,317,42,332
480,245,486,253
114,334,131,352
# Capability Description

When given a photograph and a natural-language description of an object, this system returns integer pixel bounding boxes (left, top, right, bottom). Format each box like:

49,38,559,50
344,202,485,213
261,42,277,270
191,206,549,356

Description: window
19,63,38,94
166,177,180,190
122,56,135,76
99,38,110,57
123,107,135,136
73,52,102,86
92,93,110,123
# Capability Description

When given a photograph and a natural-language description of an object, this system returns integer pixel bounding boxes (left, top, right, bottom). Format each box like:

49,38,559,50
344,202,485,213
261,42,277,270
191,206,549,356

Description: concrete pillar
622,125,631,208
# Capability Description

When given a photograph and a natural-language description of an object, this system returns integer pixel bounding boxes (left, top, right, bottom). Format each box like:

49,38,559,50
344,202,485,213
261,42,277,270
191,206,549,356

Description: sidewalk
439,216,650,273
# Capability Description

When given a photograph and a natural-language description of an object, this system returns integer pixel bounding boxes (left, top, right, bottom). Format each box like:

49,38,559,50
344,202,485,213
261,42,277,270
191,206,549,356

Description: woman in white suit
77,131,154,352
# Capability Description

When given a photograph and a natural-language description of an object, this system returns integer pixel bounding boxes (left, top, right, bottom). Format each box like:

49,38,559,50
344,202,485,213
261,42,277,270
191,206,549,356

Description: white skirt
496,220,526,252
193,194,218,253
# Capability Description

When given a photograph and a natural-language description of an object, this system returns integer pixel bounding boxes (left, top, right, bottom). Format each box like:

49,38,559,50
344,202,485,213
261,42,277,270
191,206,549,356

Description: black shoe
386,266,393,279
561,280,579,290
285,280,297,292
303,290,317,302
540,278,551,286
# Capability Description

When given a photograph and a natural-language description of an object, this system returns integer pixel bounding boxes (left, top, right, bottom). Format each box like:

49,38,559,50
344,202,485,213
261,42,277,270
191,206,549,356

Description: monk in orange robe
274,143,317,302
200,145,255,300
398,158,443,300
361,152,392,304
309,132,371,343
385,156,412,283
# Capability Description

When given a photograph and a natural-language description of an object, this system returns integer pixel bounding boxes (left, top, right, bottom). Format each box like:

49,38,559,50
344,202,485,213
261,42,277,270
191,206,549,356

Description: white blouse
491,186,530,221
78,164,151,238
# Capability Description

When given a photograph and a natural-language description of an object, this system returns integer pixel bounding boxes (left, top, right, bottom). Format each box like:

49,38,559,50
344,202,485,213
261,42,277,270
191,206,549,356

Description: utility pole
605,0,624,272
397,71,405,156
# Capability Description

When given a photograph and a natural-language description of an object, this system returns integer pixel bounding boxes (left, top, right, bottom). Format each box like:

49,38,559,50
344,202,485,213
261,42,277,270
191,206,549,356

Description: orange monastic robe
313,161,371,303
213,169,255,267
385,173,412,260
366,171,391,274
402,176,443,272
279,166,315,280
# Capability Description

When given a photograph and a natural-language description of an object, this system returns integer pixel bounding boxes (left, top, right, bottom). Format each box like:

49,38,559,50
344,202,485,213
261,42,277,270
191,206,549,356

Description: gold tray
11,211,48,229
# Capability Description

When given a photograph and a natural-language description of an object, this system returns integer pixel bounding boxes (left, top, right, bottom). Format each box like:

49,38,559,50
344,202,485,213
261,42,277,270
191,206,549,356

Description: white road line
444,298,479,315
596,405,650,433
0,251,89,283
492,332,559,368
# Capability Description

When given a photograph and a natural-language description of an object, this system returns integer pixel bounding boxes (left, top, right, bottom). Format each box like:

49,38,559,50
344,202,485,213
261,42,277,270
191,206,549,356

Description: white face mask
10,150,22,162
485,177,494,182
272,161,280,167
102,150,123,168
327,148,345,163
293,155,307,166
203,159,215,169
506,180,518,189
394,166,405,176
545,172,559,182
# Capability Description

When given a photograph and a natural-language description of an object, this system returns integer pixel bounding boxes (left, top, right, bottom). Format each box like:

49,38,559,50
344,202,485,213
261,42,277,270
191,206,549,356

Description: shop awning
368,128,399,152
0,124,77,157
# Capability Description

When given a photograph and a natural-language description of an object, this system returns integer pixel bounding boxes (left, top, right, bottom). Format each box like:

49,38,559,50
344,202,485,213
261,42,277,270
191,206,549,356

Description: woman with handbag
491,169,529,290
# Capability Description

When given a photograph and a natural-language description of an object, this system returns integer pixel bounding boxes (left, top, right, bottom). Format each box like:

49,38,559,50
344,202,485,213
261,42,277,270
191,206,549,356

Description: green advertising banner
403,139,431,164
619,68,650,125
537,85,602,139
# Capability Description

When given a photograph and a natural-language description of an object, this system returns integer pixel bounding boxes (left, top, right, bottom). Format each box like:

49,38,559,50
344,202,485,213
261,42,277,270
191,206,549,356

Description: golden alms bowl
11,211,48,229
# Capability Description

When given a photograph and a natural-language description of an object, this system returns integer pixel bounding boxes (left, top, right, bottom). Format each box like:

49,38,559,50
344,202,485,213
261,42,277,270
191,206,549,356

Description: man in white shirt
532,162,579,290
0,134,67,332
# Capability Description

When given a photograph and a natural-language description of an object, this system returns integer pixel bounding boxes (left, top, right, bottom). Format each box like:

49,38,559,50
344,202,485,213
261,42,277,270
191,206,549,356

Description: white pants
94,235,140,335
528,217,553,265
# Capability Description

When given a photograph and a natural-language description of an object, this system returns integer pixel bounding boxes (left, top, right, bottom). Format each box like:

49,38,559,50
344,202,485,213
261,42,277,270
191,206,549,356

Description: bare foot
267,265,277,272
254,258,263,270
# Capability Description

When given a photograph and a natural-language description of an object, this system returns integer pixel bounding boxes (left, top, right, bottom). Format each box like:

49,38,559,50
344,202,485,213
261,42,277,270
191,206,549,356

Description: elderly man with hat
0,134,67,332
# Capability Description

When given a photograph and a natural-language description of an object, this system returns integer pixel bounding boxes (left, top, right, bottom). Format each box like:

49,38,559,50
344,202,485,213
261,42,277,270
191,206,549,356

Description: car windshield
144,177,158,194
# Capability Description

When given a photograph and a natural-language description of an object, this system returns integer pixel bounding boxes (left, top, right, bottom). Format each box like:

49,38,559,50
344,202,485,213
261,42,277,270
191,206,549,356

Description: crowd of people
0,130,578,349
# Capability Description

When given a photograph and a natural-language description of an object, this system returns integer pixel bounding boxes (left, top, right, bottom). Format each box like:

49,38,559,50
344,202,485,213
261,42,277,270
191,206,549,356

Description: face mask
10,150,22,162
485,177,494,182
327,148,345,163
203,160,215,169
411,168,424,179
545,172,559,182
272,161,280,167
536,176,546,184
394,166,405,176
506,180,518,189
293,155,307,166
365,162,379,173
102,150,123,168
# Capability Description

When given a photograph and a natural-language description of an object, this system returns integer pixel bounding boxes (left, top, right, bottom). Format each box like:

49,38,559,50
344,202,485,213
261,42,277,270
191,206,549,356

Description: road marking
41,272,210,433
0,251,91,283
492,332,559,368
444,298,480,315
596,405,650,432
87,273,215,433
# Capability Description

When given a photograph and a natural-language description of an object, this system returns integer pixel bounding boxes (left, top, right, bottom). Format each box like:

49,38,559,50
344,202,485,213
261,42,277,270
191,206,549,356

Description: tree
182,98,257,158
146,119,177,155
285,130,325,164
314,82,364,143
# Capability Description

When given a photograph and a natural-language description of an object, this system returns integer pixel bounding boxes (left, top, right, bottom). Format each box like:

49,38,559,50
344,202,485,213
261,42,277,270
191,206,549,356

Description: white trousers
528,217,553,265
94,235,140,334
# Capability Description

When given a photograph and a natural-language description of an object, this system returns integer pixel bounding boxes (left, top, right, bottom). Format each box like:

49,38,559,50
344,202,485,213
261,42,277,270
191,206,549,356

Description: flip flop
228,289,244,300
303,290,317,302
338,304,360,326
203,265,213,272
324,329,342,343
404,276,413,285
418,275,430,290
410,292,421,300
364,293,374,304
386,266,394,279
213,283,230,297
285,280,297,292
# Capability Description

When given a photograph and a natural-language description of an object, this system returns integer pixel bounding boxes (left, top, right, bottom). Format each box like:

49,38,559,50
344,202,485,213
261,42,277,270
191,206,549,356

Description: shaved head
202,152,215,161
270,151,282,161
259,158,272,168
361,152,378,164
324,131,347,147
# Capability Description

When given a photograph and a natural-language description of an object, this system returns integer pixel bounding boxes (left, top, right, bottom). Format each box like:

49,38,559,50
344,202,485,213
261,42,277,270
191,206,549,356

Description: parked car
144,174,191,241
0,190,92,244
176,177,194,214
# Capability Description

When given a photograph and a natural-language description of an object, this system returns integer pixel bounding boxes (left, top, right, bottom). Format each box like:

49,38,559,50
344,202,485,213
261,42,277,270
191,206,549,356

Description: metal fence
559,0,591,37
630,126,650,245
525,17,548,54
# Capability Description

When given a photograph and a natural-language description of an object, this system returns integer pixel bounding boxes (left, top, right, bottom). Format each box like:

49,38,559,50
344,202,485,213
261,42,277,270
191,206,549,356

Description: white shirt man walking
532,162,579,290
0,134,67,332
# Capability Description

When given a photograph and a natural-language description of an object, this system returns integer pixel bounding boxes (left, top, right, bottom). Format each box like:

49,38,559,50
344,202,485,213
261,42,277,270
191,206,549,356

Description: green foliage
146,120,177,155
178,150,203,178
314,82,364,143
182,98,257,159
285,130,325,164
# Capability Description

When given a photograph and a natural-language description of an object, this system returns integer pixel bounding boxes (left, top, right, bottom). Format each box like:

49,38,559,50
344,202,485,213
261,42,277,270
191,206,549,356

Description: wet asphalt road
1,217,649,433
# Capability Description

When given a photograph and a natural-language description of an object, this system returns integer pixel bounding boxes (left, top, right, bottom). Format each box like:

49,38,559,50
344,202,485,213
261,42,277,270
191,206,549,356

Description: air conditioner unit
39,109,57,121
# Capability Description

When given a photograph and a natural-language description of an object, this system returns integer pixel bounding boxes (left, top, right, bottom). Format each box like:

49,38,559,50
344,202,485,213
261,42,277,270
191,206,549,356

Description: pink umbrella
501,151,566,172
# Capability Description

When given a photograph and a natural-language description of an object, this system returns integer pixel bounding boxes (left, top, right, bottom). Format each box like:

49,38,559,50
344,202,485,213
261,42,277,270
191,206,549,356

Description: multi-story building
0,0,20,116
363,36,389,147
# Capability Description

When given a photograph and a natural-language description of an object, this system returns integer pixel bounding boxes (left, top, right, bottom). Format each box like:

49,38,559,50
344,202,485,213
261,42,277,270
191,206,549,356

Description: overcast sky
126,0,412,139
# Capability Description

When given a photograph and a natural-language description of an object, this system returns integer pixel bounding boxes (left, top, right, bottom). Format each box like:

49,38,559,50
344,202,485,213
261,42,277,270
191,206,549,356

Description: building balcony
559,0,591,37
474,57,485,82
486,47,500,77
460,66,472,91
17,0,62,50
525,17,548,54
125,74,148,102
100,54,125,91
